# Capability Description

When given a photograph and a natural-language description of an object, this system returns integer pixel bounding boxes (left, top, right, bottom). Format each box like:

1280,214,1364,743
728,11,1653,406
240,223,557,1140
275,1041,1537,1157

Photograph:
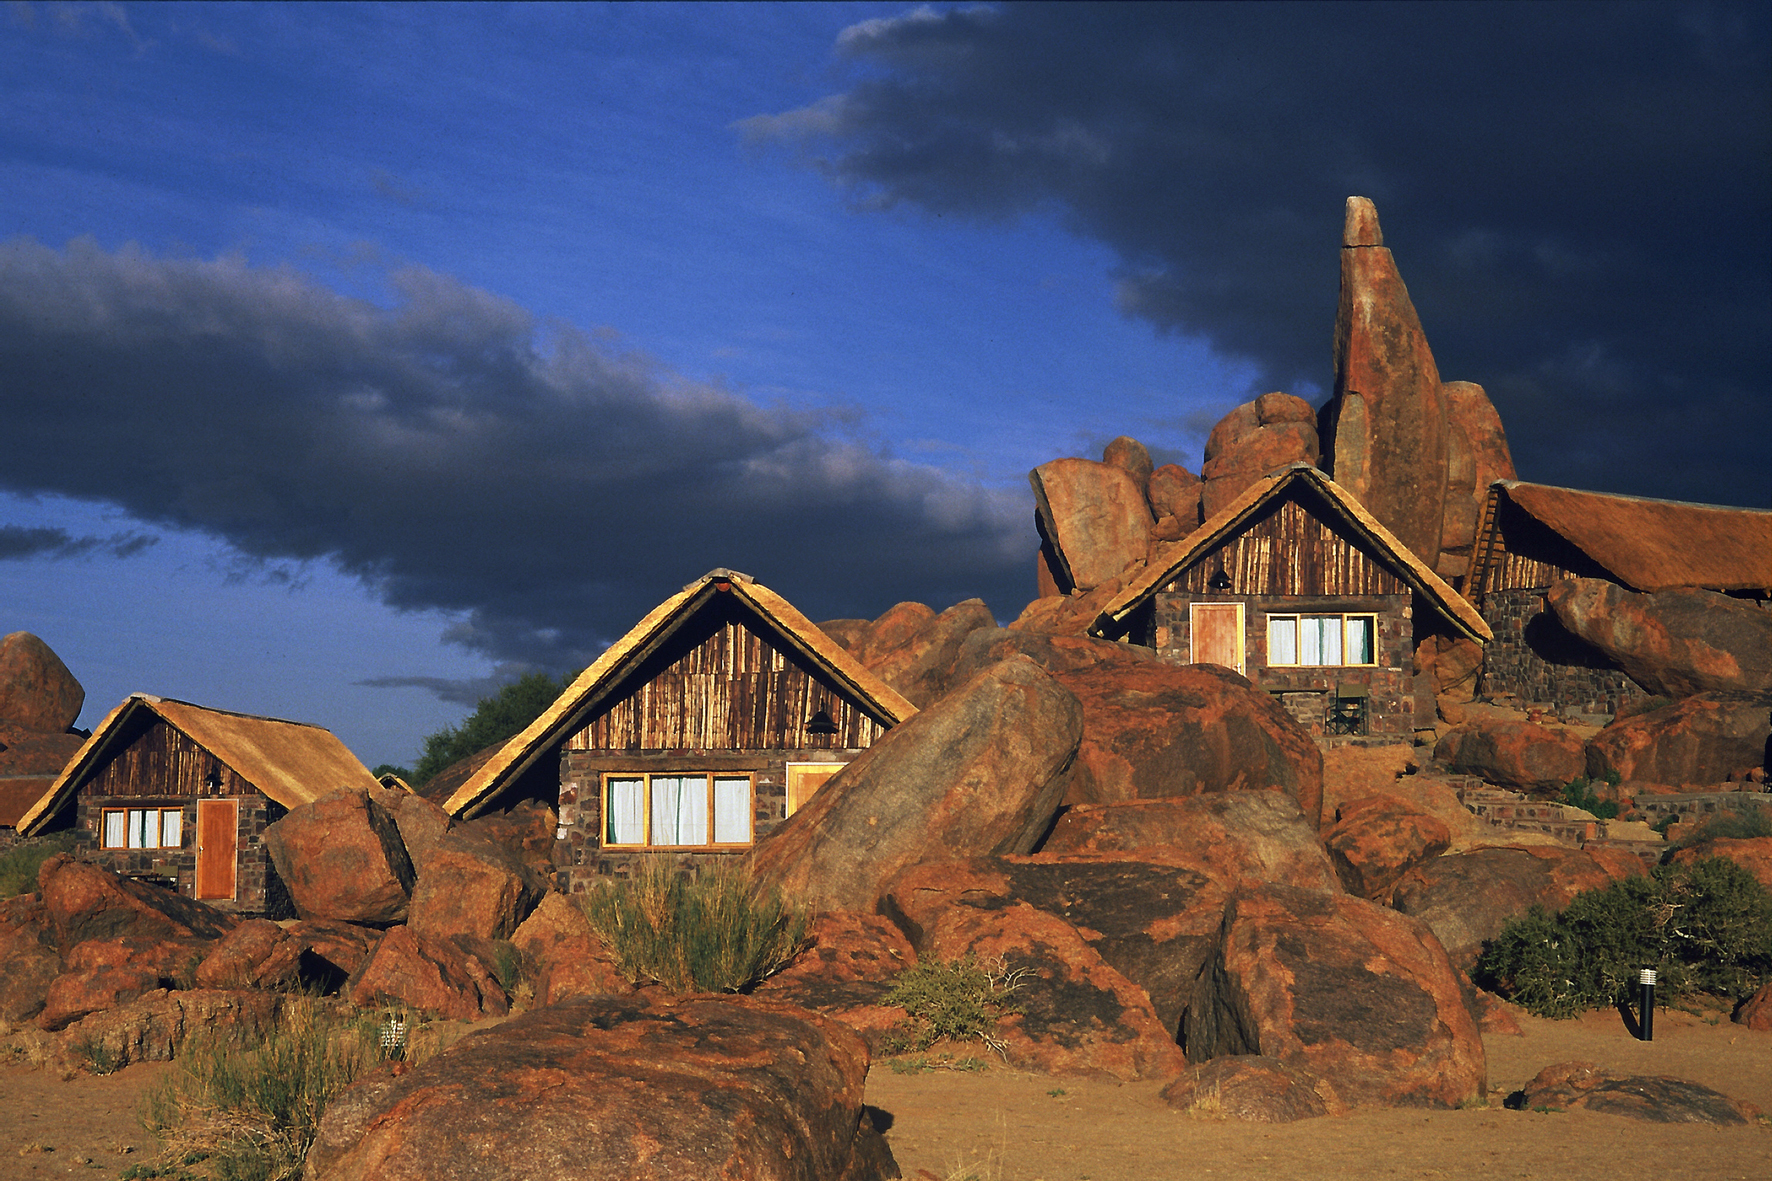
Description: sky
2,2,1767,770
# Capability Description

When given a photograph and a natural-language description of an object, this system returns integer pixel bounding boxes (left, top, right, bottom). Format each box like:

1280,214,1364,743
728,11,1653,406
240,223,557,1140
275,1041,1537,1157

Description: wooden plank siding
1164,498,1407,598
81,718,254,800
569,617,886,752
1472,497,1617,598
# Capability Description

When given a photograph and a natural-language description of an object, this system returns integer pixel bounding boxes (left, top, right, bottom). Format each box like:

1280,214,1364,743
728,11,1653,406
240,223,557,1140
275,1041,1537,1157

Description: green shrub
0,830,77,898
1560,777,1619,821
1672,807,1772,849
579,857,807,993
141,998,381,1181
881,955,1029,1058
1475,857,1772,1017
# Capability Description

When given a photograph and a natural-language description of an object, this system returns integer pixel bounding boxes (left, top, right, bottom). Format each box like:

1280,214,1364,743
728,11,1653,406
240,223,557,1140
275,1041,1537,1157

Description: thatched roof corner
1476,481,1772,595
15,694,379,836
1091,462,1491,644
443,570,918,820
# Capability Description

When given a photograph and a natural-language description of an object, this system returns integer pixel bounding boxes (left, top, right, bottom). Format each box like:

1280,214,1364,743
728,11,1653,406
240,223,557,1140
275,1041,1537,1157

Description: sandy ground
1,1006,1766,1180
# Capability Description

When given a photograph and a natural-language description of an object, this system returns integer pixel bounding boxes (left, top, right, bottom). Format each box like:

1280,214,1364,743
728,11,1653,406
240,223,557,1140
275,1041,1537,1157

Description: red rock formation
1147,463,1205,543
1029,457,1153,591
1199,394,1320,520
1321,197,1449,570
264,789,415,926
56,988,280,1072
1433,720,1588,792
1547,579,1772,697
346,925,508,1020
38,854,238,949
750,910,915,1053
1101,434,1154,492
0,894,62,1023
948,626,1157,683
865,597,996,707
1322,795,1453,902
307,995,897,1181
1736,981,1772,1031
1436,381,1515,581
1184,884,1485,1109
850,601,936,669
1666,836,1772,893
747,656,1082,913
1511,1061,1754,1124
1160,1055,1348,1122
1390,845,1643,970
1585,691,1772,786
1050,661,1324,828
508,893,631,1006
407,829,549,942
0,631,84,733
1040,793,1340,892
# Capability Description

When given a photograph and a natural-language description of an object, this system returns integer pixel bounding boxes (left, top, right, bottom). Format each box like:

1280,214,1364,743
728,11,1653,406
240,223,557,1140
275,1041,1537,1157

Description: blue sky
2,2,1766,769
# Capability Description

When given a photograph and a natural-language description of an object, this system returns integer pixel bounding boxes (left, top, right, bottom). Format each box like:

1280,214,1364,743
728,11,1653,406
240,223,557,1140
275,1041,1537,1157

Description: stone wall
73,793,288,915
1478,588,1647,715
1149,591,1417,739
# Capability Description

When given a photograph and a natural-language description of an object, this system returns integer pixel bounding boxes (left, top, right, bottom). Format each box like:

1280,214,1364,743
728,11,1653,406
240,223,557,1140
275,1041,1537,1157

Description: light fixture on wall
806,707,838,736
1208,564,1233,592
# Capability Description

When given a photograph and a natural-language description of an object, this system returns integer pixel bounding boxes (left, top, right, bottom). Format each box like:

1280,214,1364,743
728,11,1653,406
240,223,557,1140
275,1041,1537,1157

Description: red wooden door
195,798,238,900
1190,602,1246,674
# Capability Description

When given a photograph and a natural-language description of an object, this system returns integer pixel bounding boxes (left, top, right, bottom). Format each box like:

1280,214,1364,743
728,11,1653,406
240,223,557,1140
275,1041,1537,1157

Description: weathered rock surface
816,617,873,654
1585,691,1772,786
1415,635,1483,722
252,920,379,992
1146,463,1203,540
57,988,279,1072
346,925,508,1020
1322,795,1452,902
387,791,451,876
1666,836,1772,893
1101,435,1154,491
1159,1055,1347,1122
866,598,996,707
1547,579,1772,698
193,918,287,989
449,799,558,877
1007,576,1132,638
1390,845,1644,970
307,994,897,1181
1320,197,1448,571
0,631,84,733
1051,661,1324,828
37,854,238,949
884,855,1227,1039
1030,457,1153,591
0,894,62,1023
748,656,1082,913
1200,395,1320,520
948,627,1157,685
851,602,937,669
1734,981,1772,1031
265,789,415,925
751,910,914,1053
1509,1061,1754,1124
1433,721,1587,792
1040,793,1340,892
39,934,211,1029
1435,381,1515,581
918,899,1186,1082
407,828,549,942
508,893,631,1006
1184,885,1484,1108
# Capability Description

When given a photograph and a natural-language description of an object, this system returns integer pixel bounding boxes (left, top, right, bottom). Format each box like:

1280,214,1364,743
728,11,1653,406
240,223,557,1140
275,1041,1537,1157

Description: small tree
411,671,572,786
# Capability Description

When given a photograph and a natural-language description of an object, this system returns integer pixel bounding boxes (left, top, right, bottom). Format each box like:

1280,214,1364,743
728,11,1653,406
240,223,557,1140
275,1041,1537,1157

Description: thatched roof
1478,480,1772,594
16,695,379,836
1092,463,1491,643
444,569,918,819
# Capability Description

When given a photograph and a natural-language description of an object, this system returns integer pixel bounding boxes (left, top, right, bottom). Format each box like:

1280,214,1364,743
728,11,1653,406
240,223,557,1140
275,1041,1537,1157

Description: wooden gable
1161,484,1408,598
569,595,887,753
78,715,256,801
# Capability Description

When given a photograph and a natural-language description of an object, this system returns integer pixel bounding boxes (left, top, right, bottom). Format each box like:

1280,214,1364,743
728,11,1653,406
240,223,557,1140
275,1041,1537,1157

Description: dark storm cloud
0,238,1028,679
745,2,1772,506
0,523,157,560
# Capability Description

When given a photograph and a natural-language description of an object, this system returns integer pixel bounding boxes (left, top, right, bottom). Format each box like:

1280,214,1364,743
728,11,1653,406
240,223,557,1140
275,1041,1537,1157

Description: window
603,773,754,848
1266,614,1376,667
101,806,185,850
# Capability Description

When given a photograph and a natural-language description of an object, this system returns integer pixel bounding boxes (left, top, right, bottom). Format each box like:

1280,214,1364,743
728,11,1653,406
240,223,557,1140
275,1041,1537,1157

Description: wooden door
195,798,238,900
1190,602,1246,675
785,763,845,818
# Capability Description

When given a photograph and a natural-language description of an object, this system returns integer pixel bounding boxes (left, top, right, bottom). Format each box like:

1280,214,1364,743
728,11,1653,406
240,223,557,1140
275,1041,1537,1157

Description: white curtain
606,777,646,845
1345,616,1374,664
128,808,149,848
160,809,183,849
652,775,709,846
712,777,750,844
104,810,127,849
1267,616,1298,665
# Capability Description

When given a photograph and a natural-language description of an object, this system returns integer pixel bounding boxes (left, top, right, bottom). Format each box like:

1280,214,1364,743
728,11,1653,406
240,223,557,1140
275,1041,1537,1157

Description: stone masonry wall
1479,588,1647,716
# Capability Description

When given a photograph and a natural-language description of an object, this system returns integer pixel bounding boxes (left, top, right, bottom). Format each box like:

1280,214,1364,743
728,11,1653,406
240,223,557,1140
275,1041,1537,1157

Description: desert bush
1475,857,1772,1018
579,856,806,993
141,998,383,1181
1671,807,1772,849
0,830,77,898
882,955,1028,1058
